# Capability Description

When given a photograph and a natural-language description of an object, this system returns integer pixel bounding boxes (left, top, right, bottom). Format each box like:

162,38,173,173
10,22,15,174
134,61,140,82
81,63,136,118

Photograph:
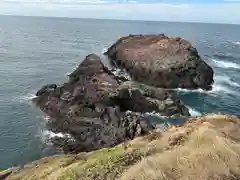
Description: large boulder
33,54,189,153
105,34,214,90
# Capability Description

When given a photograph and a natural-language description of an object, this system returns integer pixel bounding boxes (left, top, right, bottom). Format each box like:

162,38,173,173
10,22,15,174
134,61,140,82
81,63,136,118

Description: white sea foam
174,88,206,93
174,73,239,96
214,75,240,87
144,111,168,119
206,74,239,96
101,47,108,54
212,59,240,69
209,84,235,95
42,130,72,139
187,107,202,117
40,130,74,145
22,93,37,100
234,41,240,45
17,93,37,103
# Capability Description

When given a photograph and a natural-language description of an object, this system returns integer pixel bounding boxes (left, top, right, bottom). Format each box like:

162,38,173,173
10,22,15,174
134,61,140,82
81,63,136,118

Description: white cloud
0,2,240,24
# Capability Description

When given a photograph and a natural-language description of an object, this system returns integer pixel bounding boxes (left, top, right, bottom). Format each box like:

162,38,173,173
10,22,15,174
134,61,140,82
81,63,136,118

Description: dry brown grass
120,114,240,180
4,114,240,180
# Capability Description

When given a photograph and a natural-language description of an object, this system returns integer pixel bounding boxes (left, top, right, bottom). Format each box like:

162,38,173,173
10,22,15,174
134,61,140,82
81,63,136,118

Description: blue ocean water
1,15,240,169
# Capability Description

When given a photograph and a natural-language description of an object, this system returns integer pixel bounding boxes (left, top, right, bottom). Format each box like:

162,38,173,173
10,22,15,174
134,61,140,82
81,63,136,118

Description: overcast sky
1,0,240,24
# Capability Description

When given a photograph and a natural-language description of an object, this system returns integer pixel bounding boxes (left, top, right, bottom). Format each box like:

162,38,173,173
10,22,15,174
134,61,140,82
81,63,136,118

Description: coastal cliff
2,114,240,180
1,34,226,180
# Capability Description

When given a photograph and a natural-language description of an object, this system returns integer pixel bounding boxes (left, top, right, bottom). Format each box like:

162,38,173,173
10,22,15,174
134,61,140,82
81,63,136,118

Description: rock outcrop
105,34,214,90
32,54,189,153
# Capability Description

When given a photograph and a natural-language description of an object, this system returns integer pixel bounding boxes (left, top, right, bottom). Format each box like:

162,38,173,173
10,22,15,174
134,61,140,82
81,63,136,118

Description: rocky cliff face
32,53,189,153
105,34,214,90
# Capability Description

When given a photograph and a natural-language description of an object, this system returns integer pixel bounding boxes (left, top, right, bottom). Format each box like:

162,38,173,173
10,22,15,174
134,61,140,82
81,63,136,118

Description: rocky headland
1,34,223,180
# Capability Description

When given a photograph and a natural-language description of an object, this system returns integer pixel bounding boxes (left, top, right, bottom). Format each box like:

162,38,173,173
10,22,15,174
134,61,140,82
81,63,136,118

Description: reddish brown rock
105,34,214,90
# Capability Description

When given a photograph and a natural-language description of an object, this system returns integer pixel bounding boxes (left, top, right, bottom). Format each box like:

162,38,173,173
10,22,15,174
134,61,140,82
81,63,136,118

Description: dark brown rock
36,84,57,96
114,81,190,117
32,54,189,153
105,34,214,90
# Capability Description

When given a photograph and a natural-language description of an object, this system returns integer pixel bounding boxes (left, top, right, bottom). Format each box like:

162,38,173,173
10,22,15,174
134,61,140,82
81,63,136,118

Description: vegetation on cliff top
2,114,240,180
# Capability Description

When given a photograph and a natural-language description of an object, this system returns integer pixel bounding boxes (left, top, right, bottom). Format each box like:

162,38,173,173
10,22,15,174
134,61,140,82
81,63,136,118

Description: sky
1,0,240,24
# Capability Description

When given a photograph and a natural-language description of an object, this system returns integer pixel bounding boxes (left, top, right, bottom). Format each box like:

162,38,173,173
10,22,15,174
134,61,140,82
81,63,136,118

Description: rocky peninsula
1,34,227,180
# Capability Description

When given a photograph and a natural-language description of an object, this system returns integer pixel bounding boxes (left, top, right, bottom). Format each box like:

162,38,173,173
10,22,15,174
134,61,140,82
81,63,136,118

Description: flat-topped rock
105,34,214,90
32,54,189,153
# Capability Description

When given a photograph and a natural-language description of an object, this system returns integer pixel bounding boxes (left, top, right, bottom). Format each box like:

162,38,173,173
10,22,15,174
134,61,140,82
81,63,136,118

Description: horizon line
1,14,240,26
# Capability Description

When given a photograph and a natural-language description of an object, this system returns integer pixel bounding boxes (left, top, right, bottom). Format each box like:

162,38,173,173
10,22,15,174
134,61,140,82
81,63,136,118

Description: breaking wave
214,75,240,87
187,107,202,117
234,41,240,45
174,74,239,96
17,93,37,103
40,129,74,145
211,58,240,69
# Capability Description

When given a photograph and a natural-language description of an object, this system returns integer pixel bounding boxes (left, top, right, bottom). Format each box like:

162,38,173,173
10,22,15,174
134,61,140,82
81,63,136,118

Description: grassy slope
3,114,240,180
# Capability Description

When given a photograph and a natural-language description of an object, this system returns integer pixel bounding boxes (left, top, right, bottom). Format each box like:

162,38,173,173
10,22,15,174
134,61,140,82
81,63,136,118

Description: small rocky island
2,34,223,180
105,34,214,90
32,34,213,153
32,53,189,153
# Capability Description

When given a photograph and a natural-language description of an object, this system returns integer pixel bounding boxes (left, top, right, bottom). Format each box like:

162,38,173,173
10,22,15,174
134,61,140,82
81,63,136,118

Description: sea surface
1,15,240,169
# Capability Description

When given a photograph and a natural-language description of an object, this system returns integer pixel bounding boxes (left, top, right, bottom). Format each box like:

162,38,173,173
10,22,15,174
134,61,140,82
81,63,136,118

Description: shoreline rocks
105,34,214,90
32,53,189,153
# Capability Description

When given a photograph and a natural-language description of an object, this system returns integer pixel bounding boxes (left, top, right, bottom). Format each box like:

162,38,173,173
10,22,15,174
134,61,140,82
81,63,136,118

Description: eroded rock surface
33,54,189,153
105,34,214,90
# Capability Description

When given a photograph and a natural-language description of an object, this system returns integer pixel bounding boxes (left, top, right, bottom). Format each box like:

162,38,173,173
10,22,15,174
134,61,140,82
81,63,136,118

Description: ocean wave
23,93,37,100
173,75,238,96
234,41,240,45
40,130,74,145
42,130,72,139
211,59,240,69
210,84,236,95
214,75,240,87
17,93,37,103
187,107,202,117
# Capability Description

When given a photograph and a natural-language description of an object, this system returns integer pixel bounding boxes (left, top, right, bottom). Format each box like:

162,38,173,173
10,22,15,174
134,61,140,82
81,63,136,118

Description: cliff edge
3,114,240,180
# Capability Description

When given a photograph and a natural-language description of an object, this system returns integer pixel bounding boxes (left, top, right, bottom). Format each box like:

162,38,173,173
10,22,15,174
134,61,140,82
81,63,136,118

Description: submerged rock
105,34,214,90
32,54,189,153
